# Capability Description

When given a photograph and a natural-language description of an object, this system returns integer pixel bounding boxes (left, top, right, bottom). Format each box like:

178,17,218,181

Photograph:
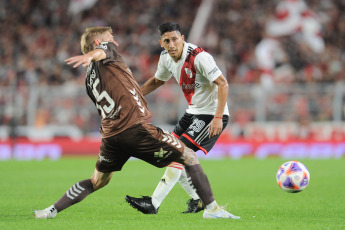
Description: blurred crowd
204,0,345,85
0,0,344,134
1,0,344,87
0,0,200,87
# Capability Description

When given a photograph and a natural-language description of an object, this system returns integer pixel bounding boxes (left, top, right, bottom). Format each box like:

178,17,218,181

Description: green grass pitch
0,157,344,230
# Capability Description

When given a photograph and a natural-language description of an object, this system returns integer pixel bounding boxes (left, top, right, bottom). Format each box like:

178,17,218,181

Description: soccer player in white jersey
125,22,231,214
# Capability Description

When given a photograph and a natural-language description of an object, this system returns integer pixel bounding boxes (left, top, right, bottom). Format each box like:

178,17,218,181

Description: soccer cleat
203,206,240,219
33,205,57,219
182,198,205,213
125,195,158,214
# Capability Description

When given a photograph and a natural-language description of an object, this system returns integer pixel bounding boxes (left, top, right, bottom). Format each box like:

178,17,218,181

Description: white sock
151,164,183,209
178,167,200,200
44,205,58,217
205,200,219,211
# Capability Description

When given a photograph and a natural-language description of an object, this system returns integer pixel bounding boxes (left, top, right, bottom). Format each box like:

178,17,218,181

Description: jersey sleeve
195,52,223,82
154,53,172,81
95,42,118,64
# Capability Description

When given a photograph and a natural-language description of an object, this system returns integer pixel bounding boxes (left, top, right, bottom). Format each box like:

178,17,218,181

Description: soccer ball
276,161,310,193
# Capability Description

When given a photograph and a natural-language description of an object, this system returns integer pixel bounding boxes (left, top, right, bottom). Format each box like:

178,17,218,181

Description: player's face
100,31,119,46
160,31,185,62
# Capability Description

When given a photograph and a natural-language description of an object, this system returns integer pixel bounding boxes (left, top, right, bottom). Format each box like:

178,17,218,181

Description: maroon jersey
85,42,151,138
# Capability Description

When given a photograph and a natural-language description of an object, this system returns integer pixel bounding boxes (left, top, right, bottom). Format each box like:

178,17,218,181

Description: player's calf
178,147,215,206
34,179,95,219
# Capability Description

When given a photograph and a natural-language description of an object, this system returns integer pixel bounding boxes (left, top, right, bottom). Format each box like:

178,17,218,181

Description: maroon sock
184,164,214,206
54,179,95,212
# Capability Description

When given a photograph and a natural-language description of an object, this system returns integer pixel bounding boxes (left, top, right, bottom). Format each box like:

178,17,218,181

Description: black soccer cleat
125,195,159,214
182,198,205,214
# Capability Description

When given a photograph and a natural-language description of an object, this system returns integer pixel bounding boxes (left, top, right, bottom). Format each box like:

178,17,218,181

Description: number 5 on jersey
92,78,115,118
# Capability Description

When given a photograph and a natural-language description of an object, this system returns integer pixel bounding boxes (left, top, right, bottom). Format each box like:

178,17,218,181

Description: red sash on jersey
179,47,204,105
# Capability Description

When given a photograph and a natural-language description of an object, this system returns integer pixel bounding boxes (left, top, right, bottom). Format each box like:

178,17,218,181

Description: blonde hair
80,27,113,54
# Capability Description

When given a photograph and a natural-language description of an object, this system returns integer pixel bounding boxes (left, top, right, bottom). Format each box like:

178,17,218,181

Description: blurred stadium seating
1,0,344,159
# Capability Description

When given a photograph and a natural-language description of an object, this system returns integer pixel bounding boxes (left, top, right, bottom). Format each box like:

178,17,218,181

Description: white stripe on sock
66,190,75,200
73,184,82,194
69,188,78,197
179,169,199,200
76,182,85,191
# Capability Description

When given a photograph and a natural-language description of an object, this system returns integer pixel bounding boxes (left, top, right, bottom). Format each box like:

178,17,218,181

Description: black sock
54,179,95,212
184,164,214,206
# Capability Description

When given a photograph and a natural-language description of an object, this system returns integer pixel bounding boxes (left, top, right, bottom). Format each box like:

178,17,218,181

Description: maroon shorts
96,122,185,173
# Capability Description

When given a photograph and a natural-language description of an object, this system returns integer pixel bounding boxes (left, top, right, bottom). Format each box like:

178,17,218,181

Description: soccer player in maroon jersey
125,22,232,214
33,27,240,219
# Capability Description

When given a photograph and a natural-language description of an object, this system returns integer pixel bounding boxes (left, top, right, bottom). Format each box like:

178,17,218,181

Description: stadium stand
0,0,344,143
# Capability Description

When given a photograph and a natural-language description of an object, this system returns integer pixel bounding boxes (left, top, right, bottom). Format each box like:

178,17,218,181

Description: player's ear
181,35,185,42
159,39,163,48
94,39,101,47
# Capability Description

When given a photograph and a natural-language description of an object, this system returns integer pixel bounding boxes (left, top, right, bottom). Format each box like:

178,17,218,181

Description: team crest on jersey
184,68,193,79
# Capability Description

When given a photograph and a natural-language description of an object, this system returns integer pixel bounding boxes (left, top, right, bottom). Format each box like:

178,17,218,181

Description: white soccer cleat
203,206,240,219
33,205,57,219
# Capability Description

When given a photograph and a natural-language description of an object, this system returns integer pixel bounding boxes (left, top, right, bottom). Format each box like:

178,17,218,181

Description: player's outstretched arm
65,49,106,68
140,77,165,96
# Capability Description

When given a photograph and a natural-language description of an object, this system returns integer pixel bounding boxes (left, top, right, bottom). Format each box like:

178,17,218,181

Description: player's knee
181,147,199,166
90,176,111,191
163,166,182,181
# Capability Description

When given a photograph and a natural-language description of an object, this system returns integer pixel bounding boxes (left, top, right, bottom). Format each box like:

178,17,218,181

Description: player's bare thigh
90,168,113,190
176,146,200,166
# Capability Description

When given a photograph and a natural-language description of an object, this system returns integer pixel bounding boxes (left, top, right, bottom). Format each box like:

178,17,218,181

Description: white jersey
255,38,285,71
154,42,229,116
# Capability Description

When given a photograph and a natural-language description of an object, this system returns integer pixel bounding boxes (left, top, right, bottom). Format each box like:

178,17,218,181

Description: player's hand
65,54,93,68
209,117,223,138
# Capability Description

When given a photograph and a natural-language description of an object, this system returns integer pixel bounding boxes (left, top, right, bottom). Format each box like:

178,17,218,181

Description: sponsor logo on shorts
154,148,168,158
188,130,195,136
98,153,112,162
154,148,173,162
